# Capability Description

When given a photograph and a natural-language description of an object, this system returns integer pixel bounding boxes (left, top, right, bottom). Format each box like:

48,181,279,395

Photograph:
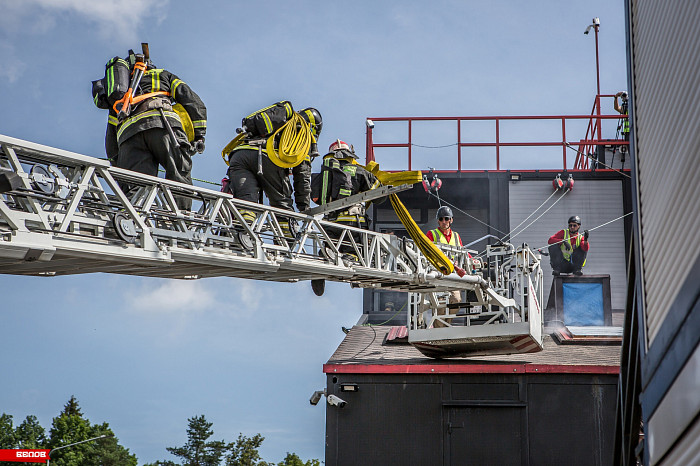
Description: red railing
365,95,629,172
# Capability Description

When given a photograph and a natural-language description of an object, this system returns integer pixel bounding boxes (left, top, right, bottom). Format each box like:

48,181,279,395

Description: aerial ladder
0,134,543,358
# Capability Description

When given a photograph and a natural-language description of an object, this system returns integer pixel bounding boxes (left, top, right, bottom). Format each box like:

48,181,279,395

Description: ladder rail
0,134,478,293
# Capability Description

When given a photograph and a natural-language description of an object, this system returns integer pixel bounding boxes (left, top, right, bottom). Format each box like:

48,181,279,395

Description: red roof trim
323,363,619,375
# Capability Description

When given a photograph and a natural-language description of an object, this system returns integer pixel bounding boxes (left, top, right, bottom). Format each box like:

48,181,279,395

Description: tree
15,415,46,449
165,415,226,466
277,453,321,466
0,414,16,449
225,433,270,466
0,413,18,466
47,396,137,466
149,415,320,466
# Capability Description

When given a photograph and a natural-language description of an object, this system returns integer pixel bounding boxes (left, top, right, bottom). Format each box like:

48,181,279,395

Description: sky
0,1,627,464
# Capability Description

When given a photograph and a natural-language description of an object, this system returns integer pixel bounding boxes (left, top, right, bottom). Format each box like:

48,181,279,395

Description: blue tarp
563,282,604,326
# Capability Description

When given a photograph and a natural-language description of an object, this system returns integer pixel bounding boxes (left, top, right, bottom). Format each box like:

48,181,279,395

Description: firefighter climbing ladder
0,134,543,358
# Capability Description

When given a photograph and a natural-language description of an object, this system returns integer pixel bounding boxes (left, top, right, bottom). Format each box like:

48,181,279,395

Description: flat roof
324,326,621,375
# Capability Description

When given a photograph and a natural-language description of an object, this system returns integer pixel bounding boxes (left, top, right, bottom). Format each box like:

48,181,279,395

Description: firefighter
311,139,380,228
226,106,322,213
426,206,468,327
548,215,589,276
309,139,379,296
105,49,206,211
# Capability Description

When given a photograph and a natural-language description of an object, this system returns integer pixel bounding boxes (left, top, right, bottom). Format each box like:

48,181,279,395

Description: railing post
596,95,602,150
562,117,567,169
408,119,412,171
365,124,374,165
495,118,500,170
457,118,462,172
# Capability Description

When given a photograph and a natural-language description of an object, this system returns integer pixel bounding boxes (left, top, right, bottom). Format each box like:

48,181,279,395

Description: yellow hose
390,193,454,275
365,160,422,186
221,132,247,165
266,112,312,168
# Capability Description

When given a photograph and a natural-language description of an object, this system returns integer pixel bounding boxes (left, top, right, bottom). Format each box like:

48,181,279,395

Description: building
614,1,700,465
320,102,631,464
324,327,620,466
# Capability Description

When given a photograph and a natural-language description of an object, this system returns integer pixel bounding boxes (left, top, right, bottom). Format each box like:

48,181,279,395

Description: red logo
0,449,50,463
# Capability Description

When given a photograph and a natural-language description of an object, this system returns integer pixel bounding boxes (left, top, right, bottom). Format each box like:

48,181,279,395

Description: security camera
593,17,600,26
366,119,375,129
310,389,325,406
327,394,347,408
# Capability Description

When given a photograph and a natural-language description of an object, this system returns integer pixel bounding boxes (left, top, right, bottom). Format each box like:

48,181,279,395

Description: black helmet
437,206,453,220
568,215,582,225
300,108,323,138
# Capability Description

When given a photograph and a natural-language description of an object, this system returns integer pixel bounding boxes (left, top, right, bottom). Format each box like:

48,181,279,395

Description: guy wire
565,142,631,179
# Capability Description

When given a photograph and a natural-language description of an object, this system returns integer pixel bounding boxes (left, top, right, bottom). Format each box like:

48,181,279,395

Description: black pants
117,127,193,210
292,159,311,212
549,244,586,273
327,215,368,255
227,149,293,211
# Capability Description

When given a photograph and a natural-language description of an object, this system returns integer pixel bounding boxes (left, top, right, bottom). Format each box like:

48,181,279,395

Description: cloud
0,44,26,83
123,277,263,316
126,279,217,313
0,0,169,42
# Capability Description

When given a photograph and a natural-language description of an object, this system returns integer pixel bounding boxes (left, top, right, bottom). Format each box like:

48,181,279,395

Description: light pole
46,434,109,466
585,17,602,139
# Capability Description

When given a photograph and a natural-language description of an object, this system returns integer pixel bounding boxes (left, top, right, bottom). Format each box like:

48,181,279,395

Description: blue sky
0,1,626,463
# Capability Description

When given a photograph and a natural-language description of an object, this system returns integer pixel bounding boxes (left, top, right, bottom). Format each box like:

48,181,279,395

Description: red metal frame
365,95,629,172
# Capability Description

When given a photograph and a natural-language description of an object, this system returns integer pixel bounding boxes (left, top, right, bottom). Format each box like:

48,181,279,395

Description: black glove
193,138,205,154
583,230,589,240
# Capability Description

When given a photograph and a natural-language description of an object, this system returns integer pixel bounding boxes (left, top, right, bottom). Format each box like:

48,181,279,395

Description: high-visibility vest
621,102,630,134
561,229,586,266
430,229,461,247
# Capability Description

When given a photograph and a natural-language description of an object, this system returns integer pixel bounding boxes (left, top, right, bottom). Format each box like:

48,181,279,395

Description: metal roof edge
323,363,619,375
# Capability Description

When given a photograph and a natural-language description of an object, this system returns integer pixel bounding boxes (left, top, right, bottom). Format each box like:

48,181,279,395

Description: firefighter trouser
227,149,293,211
117,127,193,210
549,244,587,273
325,215,369,255
292,159,311,212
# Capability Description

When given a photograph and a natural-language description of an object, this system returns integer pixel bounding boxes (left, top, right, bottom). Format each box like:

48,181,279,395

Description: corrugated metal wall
632,0,700,344
509,179,627,310
658,415,700,466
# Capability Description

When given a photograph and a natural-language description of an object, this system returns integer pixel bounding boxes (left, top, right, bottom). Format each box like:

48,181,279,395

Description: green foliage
165,415,226,466
4,407,321,466
154,415,320,466
1,396,136,466
225,433,270,466
15,415,46,449
0,413,16,448
277,453,321,466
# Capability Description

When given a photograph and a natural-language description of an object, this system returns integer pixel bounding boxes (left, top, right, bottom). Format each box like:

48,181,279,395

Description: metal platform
408,246,544,358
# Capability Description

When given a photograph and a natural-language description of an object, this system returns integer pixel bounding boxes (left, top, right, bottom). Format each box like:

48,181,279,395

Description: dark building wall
364,170,631,323
325,372,617,466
